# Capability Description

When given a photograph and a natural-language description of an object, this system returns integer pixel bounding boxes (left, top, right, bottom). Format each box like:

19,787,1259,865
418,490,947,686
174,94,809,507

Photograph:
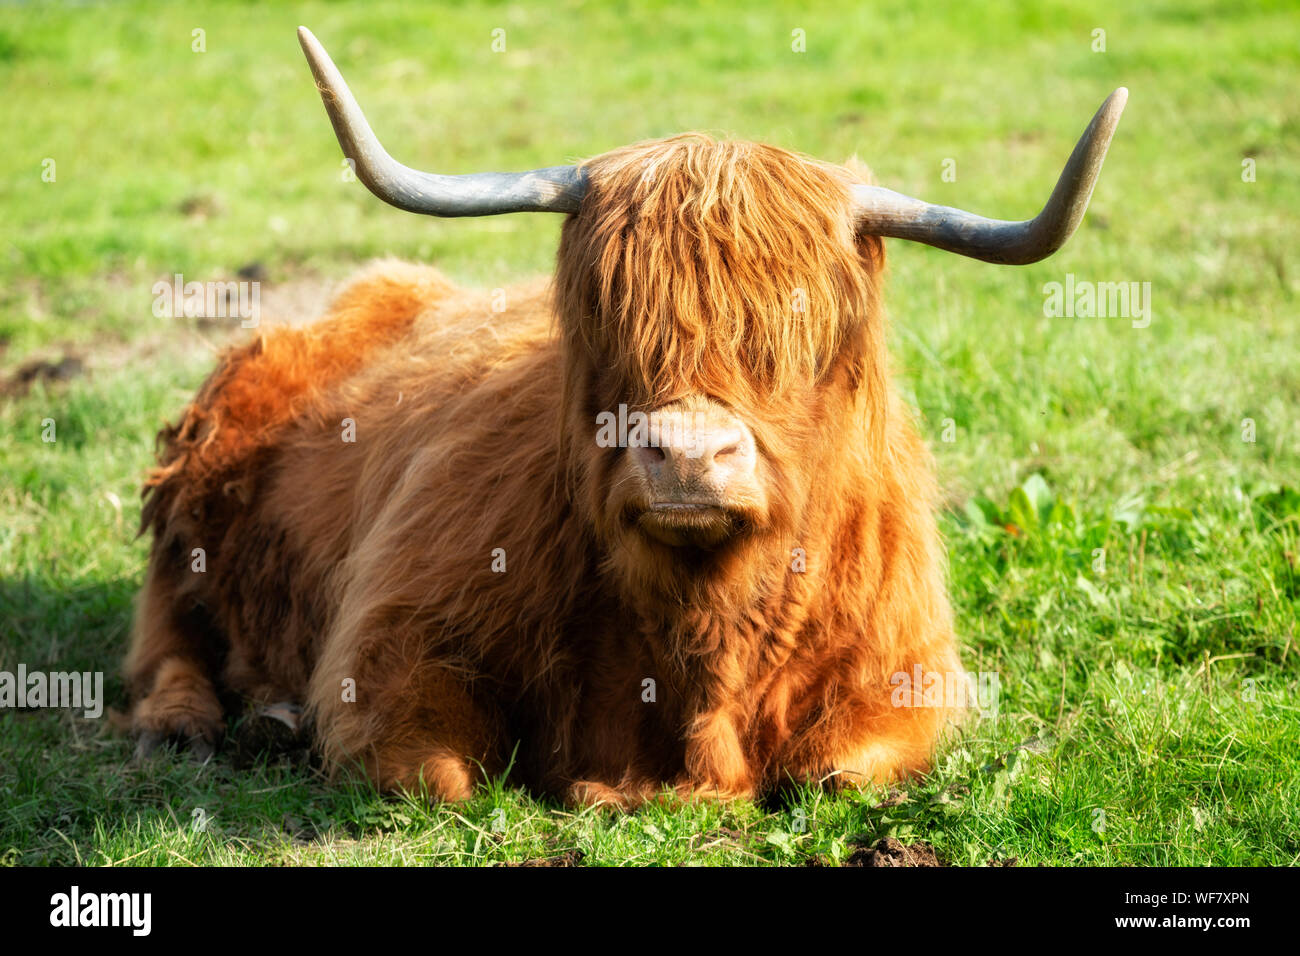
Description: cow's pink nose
629,408,757,502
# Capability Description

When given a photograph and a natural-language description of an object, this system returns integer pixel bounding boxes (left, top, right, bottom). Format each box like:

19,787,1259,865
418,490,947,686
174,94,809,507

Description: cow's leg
812,712,949,791
776,662,964,792
678,707,756,801
124,562,224,759
309,633,503,801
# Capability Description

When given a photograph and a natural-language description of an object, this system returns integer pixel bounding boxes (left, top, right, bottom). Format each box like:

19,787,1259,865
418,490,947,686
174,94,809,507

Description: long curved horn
297,26,586,216
852,88,1127,264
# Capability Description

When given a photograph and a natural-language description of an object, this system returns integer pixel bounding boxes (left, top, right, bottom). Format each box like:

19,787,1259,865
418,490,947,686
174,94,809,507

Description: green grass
1,0,1297,866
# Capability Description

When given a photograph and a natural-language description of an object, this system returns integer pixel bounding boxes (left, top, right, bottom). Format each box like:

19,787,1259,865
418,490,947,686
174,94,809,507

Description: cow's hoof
132,730,166,762
129,658,225,763
131,726,219,764
565,780,633,811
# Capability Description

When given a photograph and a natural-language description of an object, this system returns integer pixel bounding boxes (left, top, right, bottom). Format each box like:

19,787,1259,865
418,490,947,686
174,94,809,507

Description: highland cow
124,27,1125,806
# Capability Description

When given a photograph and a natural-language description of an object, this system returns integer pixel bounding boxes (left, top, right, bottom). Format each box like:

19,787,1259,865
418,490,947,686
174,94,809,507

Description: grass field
1,0,1297,866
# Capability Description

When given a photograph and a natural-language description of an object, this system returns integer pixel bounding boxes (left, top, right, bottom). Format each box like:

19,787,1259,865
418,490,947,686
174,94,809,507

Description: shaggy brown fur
127,134,964,806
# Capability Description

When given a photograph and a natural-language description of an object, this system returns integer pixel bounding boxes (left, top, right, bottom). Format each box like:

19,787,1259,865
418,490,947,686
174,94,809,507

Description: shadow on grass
0,573,353,864
0,574,900,866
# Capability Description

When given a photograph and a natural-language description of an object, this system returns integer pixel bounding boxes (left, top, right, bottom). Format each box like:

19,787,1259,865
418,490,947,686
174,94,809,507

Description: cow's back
139,260,559,704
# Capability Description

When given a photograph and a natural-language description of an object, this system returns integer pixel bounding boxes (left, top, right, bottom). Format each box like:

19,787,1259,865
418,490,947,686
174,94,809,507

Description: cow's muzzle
626,403,759,548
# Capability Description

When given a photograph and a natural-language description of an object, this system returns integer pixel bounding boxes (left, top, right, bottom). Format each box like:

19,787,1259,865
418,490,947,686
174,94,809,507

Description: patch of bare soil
843,836,945,867
3,269,343,398
2,355,84,397
190,264,338,333
501,849,585,867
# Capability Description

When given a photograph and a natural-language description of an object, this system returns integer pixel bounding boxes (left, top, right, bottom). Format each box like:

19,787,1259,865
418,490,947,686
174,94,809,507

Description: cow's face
555,136,889,596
